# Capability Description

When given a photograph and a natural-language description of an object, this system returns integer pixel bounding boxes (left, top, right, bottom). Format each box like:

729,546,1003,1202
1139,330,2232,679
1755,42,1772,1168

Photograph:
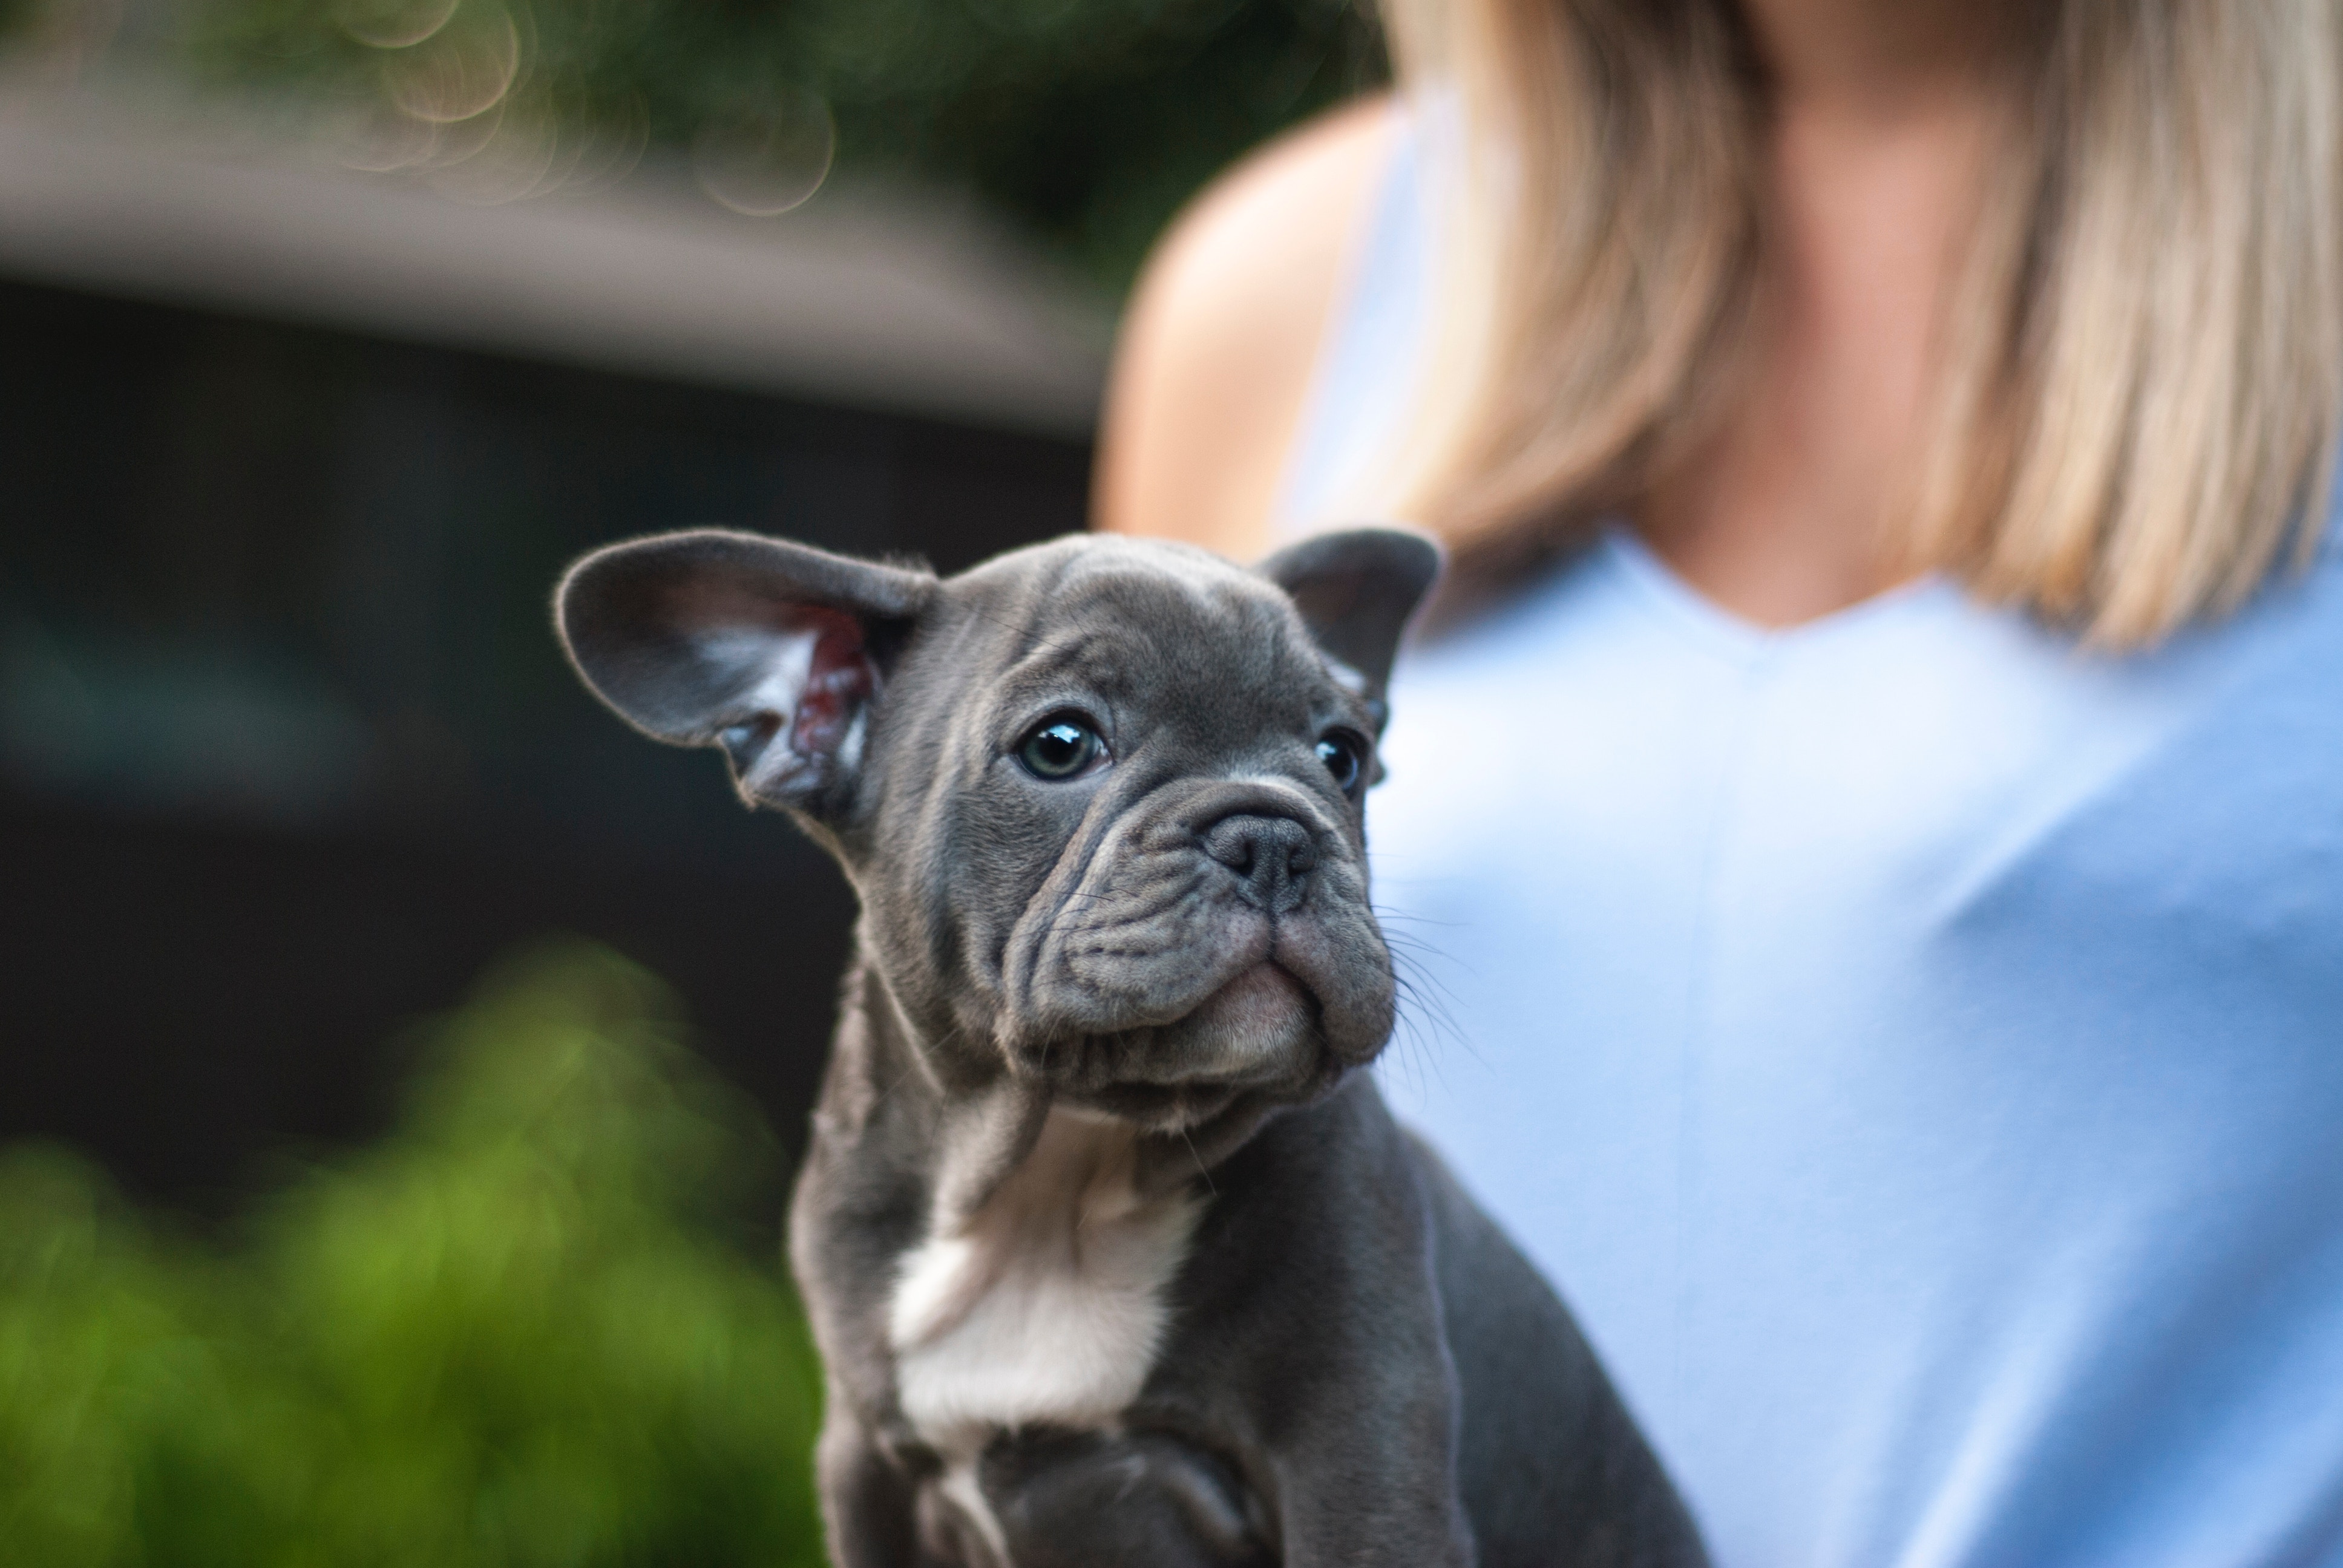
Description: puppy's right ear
555,529,936,813
1257,526,1442,724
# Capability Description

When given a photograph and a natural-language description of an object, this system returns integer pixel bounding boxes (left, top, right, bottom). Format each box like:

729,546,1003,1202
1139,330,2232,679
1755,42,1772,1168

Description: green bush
0,943,828,1568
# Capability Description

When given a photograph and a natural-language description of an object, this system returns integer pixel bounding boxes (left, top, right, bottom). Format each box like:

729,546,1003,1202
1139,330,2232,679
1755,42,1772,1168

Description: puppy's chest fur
886,1109,1201,1462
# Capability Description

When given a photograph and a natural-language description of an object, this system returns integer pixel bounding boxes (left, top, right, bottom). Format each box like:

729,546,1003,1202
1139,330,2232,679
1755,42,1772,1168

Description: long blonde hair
1377,0,2343,645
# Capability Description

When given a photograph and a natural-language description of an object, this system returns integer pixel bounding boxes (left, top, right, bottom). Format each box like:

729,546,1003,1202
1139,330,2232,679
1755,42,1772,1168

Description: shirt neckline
1598,521,1954,665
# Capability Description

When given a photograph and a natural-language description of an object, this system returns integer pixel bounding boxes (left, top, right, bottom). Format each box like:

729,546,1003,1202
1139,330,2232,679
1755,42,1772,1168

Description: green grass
0,942,829,1568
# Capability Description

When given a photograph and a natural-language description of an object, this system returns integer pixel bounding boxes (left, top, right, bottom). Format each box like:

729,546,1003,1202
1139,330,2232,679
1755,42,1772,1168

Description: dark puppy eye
1017,716,1105,780
1316,731,1367,795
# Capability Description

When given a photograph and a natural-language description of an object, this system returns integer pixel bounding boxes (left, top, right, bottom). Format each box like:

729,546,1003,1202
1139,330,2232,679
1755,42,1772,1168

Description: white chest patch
888,1109,1202,1461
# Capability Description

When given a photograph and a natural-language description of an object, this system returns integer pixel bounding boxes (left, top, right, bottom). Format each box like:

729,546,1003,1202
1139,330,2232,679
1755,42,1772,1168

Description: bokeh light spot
381,3,522,125
690,96,836,218
335,0,461,51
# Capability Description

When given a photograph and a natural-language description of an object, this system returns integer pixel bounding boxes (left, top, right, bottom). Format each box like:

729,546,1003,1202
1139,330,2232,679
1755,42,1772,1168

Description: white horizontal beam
0,79,1112,436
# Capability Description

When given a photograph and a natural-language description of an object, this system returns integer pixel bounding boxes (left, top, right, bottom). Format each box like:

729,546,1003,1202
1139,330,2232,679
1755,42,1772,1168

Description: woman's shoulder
1093,93,1401,558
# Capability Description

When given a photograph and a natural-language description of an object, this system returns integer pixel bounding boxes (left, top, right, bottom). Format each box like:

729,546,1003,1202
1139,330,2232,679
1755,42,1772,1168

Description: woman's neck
1634,0,2014,628
1740,0,2013,118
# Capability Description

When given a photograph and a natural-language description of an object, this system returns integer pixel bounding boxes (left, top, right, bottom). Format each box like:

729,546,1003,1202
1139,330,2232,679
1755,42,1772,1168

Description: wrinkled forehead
951,540,1332,713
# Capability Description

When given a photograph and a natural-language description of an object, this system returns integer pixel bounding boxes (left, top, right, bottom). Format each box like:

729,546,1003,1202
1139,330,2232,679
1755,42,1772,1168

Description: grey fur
555,527,1706,1567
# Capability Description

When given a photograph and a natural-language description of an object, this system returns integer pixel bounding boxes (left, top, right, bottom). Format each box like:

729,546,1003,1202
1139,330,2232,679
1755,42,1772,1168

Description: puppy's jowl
555,529,1704,1567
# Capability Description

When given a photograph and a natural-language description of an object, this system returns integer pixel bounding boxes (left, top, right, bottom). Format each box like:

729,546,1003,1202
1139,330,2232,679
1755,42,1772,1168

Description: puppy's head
555,528,1437,1130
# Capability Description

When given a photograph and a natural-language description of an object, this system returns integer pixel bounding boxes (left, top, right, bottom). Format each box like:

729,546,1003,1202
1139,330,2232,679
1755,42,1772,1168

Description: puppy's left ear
1257,526,1443,723
555,528,937,814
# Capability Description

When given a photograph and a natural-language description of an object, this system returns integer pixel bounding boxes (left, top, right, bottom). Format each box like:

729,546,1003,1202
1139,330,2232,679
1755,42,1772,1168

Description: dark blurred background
0,0,1386,1209
0,4,1385,1558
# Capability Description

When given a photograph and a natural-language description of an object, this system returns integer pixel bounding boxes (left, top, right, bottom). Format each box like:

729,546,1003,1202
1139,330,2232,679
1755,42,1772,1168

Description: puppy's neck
824,958,1044,1223
824,959,1206,1469
886,1101,1205,1475
890,1105,1155,1350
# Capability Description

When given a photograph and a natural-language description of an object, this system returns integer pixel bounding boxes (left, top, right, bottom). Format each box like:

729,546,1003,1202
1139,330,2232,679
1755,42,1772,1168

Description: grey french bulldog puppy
554,526,1706,1568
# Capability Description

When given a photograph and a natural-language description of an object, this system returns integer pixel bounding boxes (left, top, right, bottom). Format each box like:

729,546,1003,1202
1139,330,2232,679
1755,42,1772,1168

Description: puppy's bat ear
1257,526,1443,720
555,529,937,813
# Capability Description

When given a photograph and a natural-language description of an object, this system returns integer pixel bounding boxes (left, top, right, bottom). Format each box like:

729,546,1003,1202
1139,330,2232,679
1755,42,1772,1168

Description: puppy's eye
1017,716,1105,780
1316,731,1367,795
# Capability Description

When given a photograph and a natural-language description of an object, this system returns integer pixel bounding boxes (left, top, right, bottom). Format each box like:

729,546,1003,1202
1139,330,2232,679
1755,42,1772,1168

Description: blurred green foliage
36,0,1387,292
0,942,828,1568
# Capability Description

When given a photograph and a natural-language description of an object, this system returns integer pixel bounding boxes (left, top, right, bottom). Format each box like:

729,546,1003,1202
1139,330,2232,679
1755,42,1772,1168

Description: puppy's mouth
1181,962,1317,1058
1054,962,1327,1130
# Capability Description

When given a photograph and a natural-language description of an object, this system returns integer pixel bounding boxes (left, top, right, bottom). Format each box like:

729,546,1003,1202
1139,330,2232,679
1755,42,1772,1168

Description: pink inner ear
792,612,875,758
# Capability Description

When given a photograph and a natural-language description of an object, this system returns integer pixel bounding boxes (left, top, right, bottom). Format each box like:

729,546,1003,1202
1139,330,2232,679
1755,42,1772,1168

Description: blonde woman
1102,2,2343,1563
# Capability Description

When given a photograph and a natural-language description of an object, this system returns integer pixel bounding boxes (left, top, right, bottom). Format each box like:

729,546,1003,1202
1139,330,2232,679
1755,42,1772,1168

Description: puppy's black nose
1202,814,1317,913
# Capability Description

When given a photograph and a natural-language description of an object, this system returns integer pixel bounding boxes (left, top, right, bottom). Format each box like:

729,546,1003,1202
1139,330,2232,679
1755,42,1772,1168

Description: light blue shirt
1286,123,2343,1567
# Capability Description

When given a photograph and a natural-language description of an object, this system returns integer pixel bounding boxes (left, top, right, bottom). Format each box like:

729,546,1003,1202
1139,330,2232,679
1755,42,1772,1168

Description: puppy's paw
977,1427,1273,1568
